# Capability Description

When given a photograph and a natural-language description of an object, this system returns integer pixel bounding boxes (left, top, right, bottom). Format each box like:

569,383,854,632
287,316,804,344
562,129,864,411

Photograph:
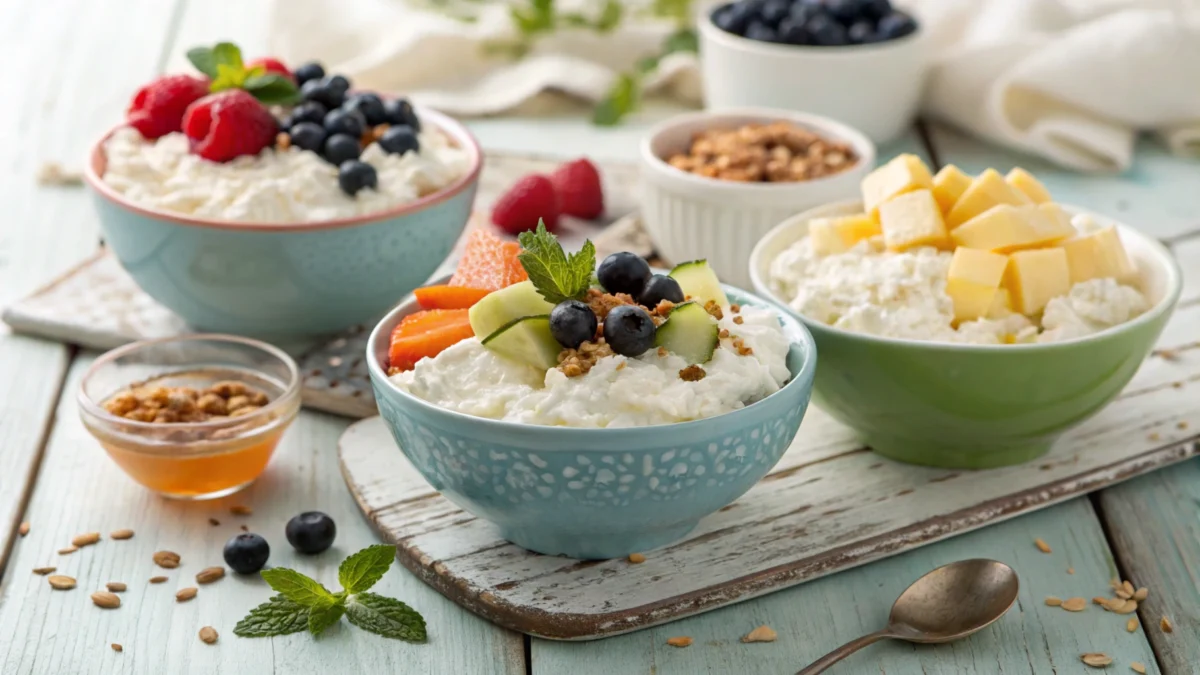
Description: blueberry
788,3,818,24
550,300,598,349
638,274,685,308
289,122,327,153
322,133,361,165
712,3,753,35
382,98,421,131
338,160,378,196
758,0,790,27
744,20,779,43
324,108,366,138
344,93,388,126
285,511,337,554
300,79,345,109
223,533,270,574
293,61,326,86
289,101,328,127
778,18,810,44
826,0,865,24
861,0,892,20
875,10,916,39
848,20,876,43
597,252,651,296
603,305,656,357
327,74,351,94
806,12,849,45
378,125,420,155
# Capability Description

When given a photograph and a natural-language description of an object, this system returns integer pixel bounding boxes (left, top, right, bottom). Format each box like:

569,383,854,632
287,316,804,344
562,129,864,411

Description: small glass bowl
78,335,301,500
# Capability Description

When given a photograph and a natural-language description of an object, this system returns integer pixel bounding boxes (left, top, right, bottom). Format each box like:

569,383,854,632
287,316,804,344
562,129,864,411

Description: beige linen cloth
268,0,1200,172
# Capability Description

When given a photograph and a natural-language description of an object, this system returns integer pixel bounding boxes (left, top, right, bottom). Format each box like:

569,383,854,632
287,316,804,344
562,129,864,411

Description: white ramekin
638,107,875,289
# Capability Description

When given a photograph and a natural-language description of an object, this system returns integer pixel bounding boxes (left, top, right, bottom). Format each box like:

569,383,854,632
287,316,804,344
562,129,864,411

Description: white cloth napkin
267,0,1200,172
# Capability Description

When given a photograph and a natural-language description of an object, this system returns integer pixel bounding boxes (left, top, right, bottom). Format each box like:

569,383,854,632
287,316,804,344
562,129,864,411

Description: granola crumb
730,303,741,312
733,315,744,324
1067,567,1075,575
1034,538,1052,553
208,517,221,526
1126,617,1138,633
665,122,858,183
111,643,123,653
666,636,693,648
718,328,730,339
653,299,677,316
704,300,724,320
230,505,253,516
627,553,646,564
18,522,29,537
586,288,636,321
1149,432,1161,441
1161,616,1173,633
1178,421,1189,430
557,340,615,378
742,625,777,643
657,346,668,357
731,337,754,356
276,132,291,150
679,365,706,382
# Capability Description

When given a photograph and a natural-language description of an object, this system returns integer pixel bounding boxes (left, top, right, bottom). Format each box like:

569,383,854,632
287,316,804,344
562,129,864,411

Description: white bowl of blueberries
700,0,928,143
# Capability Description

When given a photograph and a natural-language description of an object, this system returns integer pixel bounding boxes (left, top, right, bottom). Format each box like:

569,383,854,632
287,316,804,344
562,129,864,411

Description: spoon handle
795,629,893,675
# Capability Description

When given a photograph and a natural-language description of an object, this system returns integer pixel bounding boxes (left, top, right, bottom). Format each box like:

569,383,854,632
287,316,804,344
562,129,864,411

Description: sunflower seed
1081,653,1113,667
153,551,181,569
106,582,127,593
741,625,777,643
1045,596,1063,607
32,567,56,575
111,644,123,652
1034,538,1052,553
91,592,120,609
175,587,198,602
1116,588,1132,599
195,567,225,584
57,546,78,555
198,626,218,644
72,532,101,547
1115,600,1139,615
48,575,76,590
1131,662,1146,674
1161,616,1174,633
1126,618,1138,633
149,576,167,584
1122,580,1135,596
110,529,134,540
1062,597,1087,612
665,636,693,648
18,522,29,537
1134,587,1148,601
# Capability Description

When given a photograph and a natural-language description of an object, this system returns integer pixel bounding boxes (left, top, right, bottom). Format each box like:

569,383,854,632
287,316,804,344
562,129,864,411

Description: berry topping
597,252,651,297
246,57,293,83
126,75,211,140
344,93,387,126
286,101,327,128
223,533,269,574
491,174,561,235
378,125,419,155
300,78,345,109
759,0,790,26
285,512,337,554
182,89,278,162
876,11,917,39
383,98,421,131
289,121,326,153
549,158,604,220
715,0,914,46
293,61,325,86
322,133,361,165
806,13,849,45
327,74,351,94
638,274,685,308
338,160,378,196
550,300,598,349
603,305,656,357
323,108,366,139
184,42,301,106
848,20,876,44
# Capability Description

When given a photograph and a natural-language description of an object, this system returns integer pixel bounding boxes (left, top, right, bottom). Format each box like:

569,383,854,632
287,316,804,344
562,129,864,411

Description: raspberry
550,158,604,219
126,75,210,140
182,90,278,162
246,57,294,83
491,174,560,235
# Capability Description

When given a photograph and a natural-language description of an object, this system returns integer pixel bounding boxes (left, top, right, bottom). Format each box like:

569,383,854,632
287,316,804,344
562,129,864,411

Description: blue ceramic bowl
84,107,481,338
367,281,818,559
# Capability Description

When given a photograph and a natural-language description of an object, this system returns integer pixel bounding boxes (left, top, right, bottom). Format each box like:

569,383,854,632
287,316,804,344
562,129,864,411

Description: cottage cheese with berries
102,126,471,223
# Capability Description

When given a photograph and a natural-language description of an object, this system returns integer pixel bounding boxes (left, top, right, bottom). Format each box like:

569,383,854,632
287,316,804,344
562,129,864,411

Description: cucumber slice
468,280,556,339
654,301,718,365
481,315,562,370
669,260,729,308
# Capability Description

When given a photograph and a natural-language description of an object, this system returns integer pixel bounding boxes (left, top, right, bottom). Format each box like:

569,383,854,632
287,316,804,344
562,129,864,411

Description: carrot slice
449,230,528,291
388,309,474,371
414,285,491,310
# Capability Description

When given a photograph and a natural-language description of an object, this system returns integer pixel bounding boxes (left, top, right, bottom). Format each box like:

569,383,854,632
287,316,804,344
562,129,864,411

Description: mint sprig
186,41,301,105
517,220,596,304
233,544,427,642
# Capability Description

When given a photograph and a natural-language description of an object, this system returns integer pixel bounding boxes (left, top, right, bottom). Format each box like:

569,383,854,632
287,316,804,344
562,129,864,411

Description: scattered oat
36,161,84,186
48,575,76,590
1131,662,1146,674
679,364,706,382
149,576,168,584
196,567,225,584
1161,616,1173,633
239,525,249,533
18,522,30,537
32,566,56,575
175,587,198,603
110,529,134,540
1034,538,1052,553
106,582,127,593
1178,421,1189,430
1093,597,1109,606
733,315,744,325
627,553,646,564
111,643,123,653
58,546,78,555
230,505,252,516
1134,587,1148,601
1045,596,1063,607
742,625,777,643
1114,600,1138,615
199,626,218,644
1062,597,1087,612
1126,618,1138,633
208,518,221,526
153,550,181,568
91,591,121,609
666,636,693,648
1068,567,1075,575
1153,348,1180,361
1149,432,1162,441
72,532,101,547
1081,653,1113,667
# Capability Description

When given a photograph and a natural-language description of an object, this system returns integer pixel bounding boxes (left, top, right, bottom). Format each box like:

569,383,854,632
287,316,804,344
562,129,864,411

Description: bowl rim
77,333,303,435
698,1,925,57
366,277,818,437
639,107,877,193
83,104,483,233
748,199,1184,353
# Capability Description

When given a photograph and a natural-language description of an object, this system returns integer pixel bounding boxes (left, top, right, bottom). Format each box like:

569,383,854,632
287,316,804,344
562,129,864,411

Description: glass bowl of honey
78,335,301,499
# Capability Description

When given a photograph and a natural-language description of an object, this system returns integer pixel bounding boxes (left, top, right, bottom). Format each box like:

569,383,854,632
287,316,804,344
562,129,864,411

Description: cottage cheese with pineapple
101,126,471,223
391,306,791,428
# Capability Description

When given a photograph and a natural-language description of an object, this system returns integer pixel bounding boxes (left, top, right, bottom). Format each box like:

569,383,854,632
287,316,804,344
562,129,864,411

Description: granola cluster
666,122,858,183
103,378,270,424
557,339,615,378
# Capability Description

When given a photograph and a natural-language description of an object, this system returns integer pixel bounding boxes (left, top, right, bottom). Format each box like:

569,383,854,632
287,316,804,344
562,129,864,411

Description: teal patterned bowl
367,283,817,559
83,107,481,338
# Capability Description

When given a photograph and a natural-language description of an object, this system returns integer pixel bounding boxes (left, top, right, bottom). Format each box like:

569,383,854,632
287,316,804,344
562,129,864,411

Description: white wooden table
1,1,1198,673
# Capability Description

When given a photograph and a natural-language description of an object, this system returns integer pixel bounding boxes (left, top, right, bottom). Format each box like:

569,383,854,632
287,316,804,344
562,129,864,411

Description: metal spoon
797,559,1020,675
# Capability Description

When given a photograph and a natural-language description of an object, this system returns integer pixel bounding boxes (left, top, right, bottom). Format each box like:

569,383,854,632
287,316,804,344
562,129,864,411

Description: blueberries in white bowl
713,0,916,46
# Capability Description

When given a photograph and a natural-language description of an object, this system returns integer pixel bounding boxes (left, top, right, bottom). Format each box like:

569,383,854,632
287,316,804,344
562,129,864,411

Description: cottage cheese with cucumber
768,156,1149,345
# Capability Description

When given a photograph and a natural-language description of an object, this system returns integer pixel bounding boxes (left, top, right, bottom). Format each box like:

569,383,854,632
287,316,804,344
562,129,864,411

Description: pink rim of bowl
83,104,483,233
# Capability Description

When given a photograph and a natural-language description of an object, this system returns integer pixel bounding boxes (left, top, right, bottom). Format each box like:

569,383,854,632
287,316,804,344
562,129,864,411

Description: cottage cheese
101,126,471,223
391,306,792,428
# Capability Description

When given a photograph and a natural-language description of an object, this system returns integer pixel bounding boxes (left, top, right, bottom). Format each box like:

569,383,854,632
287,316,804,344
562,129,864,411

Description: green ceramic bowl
749,200,1182,469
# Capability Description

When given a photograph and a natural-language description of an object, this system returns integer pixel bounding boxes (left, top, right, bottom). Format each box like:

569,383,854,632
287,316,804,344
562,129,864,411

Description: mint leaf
517,221,596,304
211,42,244,71
663,28,698,55
210,63,248,93
338,544,395,594
345,593,428,643
244,73,301,105
233,594,310,637
187,46,219,79
595,0,623,32
593,73,640,127
307,600,346,636
261,568,336,607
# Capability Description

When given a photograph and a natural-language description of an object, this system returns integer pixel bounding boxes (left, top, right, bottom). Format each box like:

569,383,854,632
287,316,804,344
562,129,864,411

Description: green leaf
210,63,248,93
338,544,395,594
233,595,310,637
592,73,640,127
307,600,346,636
516,221,596,304
243,73,301,105
260,568,337,608
662,28,698,55
211,41,244,71
595,0,623,32
345,593,428,643
186,46,219,79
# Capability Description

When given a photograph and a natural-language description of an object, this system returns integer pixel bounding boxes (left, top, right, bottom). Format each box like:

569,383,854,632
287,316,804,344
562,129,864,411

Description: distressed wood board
340,299,1200,640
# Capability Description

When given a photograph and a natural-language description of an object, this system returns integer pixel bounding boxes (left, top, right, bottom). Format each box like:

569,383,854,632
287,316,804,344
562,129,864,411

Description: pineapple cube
1006,168,1053,204
945,168,1033,229
946,248,1008,322
952,204,1075,253
1059,225,1137,284
807,214,882,256
878,190,949,252
932,164,973,213
1004,248,1071,315
861,154,934,216
987,287,1014,318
